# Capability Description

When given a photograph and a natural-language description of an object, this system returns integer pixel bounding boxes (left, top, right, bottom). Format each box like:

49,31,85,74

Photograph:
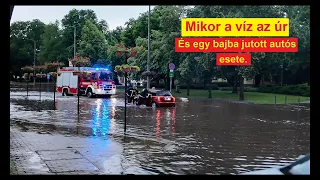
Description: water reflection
154,108,176,140
156,110,161,140
90,99,116,137
10,88,310,174
172,108,176,134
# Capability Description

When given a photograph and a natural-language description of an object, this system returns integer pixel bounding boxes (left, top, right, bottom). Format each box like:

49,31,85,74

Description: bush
219,87,258,92
215,82,231,87
150,82,166,89
219,87,233,91
258,84,310,97
244,87,259,92
147,81,231,90
179,84,207,90
207,84,219,90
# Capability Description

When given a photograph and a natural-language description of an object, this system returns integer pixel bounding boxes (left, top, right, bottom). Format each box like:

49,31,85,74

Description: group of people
126,85,152,105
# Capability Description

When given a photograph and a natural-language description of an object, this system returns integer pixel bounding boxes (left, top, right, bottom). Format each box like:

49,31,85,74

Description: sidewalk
10,126,140,175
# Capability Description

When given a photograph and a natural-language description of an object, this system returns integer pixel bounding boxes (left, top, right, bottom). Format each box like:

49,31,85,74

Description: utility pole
33,40,36,85
147,5,151,89
65,25,76,58
73,26,76,58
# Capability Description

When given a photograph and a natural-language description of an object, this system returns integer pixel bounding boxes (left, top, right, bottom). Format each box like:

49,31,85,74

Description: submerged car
149,89,176,108
135,89,176,107
240,153,310,175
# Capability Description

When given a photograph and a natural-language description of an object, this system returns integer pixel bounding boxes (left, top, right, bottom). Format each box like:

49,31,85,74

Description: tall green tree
10,20,45,78
38,21,67,64
61,9,99,58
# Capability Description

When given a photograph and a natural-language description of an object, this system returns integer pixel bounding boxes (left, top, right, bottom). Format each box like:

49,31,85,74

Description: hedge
257,84,310,97
219,84,310,97
144,81,310,97
219,87,259,92
149,82,230,90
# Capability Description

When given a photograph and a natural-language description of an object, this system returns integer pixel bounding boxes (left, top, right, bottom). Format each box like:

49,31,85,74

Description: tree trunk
187,82,190,96
156,79,159,86
172,77,175,88
232,74,238,93
254,74,261,87
208,86,212,98
239,76,244,101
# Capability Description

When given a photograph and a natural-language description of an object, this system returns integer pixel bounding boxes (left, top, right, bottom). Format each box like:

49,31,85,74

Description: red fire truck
56,67,116,98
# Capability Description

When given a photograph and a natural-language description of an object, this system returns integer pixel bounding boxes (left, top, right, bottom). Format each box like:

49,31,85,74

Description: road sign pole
170,77,172,92
168,63,175,92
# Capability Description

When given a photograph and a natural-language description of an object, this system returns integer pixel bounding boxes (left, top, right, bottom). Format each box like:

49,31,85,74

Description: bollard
53,80,56,110
39,78,41,101
26,80,29,97
285,96,287,105
274,96,277,105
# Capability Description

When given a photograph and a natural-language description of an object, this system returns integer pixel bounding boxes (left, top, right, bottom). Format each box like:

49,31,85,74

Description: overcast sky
11,6,155,30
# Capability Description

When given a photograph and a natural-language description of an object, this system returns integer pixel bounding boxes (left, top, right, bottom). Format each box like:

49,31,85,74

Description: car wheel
86,89,93,98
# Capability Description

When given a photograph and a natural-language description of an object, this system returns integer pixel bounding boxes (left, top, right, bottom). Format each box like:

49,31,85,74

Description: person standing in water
126,85,138,104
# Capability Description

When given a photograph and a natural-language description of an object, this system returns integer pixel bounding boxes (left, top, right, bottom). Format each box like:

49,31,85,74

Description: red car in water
149,89,176,107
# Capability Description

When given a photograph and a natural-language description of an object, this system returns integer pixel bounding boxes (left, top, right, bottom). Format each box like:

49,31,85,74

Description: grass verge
171,89,310,104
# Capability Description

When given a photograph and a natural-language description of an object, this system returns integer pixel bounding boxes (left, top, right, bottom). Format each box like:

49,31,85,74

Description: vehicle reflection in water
90,98,117,137
154,108,176,141
172,108,176,134
156,110,161,140
10,88,310,174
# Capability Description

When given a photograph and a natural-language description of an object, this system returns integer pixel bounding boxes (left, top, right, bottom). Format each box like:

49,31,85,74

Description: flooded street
10,84,310,175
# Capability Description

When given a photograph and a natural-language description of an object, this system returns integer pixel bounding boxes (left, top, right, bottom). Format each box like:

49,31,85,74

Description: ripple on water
10,88,310,174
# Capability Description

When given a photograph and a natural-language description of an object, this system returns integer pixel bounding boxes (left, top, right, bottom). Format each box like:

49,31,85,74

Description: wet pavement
10,84,310,175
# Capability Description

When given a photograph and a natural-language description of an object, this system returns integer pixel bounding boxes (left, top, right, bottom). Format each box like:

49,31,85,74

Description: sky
11,6,155,30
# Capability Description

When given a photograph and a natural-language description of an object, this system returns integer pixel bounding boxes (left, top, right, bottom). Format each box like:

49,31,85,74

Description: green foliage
38,21,67,64
257,84,310,97
78,20,106,62
10,5,310,94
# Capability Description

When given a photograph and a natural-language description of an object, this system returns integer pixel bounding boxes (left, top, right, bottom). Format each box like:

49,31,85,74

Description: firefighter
140,88,152,105
126,85,138,104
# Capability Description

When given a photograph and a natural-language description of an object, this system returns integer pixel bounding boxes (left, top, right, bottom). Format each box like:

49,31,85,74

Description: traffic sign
169,63,175,70
169,71,174,77
47,74,50,80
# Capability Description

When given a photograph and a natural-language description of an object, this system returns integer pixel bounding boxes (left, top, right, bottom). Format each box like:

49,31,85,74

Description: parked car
240,153,310,175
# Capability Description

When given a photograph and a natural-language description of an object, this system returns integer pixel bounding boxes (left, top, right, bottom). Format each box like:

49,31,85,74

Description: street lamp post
33,40,36,85
22,38,39,85
115,46,137,133
147,5,151,89
65,25,76,58
73,26,76,58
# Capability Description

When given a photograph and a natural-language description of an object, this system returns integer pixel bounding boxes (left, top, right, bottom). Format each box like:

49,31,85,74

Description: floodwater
10,83,310,175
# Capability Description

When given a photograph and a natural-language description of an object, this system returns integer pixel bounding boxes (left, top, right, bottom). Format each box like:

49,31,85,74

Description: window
99,72,112,81
82,75,90,82
156,91,172,96
91,73,96,81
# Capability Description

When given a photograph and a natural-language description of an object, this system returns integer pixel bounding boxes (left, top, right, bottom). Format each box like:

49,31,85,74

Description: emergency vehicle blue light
105,69,109,71
96,68,99,70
